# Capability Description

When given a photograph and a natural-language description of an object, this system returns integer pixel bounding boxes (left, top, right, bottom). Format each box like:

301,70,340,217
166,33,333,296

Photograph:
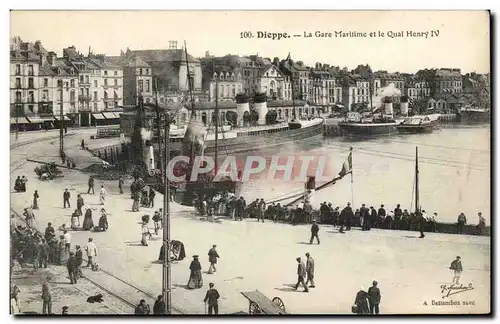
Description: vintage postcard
9,10,490,315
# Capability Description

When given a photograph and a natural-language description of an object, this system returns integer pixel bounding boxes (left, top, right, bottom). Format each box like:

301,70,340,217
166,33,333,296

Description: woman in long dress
187,255,203,289
82,207,94,231
32,190,39,209
58,235,69,265
141,222,151,246
99,185,107,205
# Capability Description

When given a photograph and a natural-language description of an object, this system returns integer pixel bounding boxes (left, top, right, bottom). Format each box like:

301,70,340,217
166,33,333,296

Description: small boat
397,115,436,134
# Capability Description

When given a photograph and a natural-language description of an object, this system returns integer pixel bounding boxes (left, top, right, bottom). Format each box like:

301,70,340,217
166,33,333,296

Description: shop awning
41,116,55,122
53,115,71,121
102,112,118,119
26,116,44,124
92,113,105,120
10,117,30,124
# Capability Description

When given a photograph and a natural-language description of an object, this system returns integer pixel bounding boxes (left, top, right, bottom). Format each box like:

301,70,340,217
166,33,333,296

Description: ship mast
214,61,219,175
184,42,196,162
415,146,420,213
288,54,297,119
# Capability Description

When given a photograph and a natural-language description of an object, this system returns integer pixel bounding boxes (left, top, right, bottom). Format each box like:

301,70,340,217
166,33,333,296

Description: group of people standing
14,176,28,193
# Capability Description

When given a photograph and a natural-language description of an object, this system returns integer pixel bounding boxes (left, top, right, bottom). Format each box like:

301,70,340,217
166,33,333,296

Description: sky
10,10,490,73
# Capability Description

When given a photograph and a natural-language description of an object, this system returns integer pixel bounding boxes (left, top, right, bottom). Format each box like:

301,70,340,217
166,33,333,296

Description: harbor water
239,124,491,224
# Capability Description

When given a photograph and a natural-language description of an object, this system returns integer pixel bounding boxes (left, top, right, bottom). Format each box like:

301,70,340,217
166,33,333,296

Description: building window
114,71,117,76
114,79,118,86
28,78,34,88
146,69,149,75
43,90,48,101
70,90,75,102
146,80,150,92
80,75,84,83
139,69,143,76
28,65,34,76
104,79,108,86
70,79,75,88
104,91,108,100
15,91,21,103
94,80,98,87
104,71,108,76
15,64,21,75
44,78,48,87
15,78,21,88
85,76,89,83
94,102,97,111
138,80,144,92
28,105,34,113
94,91,98,101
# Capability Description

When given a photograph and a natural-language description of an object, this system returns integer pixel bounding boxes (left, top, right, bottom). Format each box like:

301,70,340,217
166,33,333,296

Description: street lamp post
162,109,172,314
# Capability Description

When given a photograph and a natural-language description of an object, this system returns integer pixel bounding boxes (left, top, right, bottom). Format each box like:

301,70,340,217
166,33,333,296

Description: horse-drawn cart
240,290,287,315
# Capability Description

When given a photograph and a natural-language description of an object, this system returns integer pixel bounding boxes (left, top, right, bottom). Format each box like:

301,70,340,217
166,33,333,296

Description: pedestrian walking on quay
416,210,426,238
98,209,109,232
75,245,83,278
153,295,166,315
149,187,156,208
58,235,69,265
23,207,35,228
362,205,371,231
132,190,141,212
14,176,22,192
204,282,220,315
477,212,486,235
82,207,94,231
81,139,85,150
368,281,381,314
63,230,71,252
99,185,107,205
309,220,320,244
135,299,150,315
208,245,220,274
305,253,315,288
41,276,52,315
187,255,203,289
87,176,95,195
32,190,40,210
118,176,124,195
63,189,71,208
39,239,49,269
152,211,161,235
85,238,98,268
71,209,80,230
10,285,21,314
353,287,370,315
76,194,84,216
257,198,266,222
141,221,152,246
450,256,463,284
21,176,28,192
339,203,353,234
457,212,467,234
67,252,78,284
294,257,309,292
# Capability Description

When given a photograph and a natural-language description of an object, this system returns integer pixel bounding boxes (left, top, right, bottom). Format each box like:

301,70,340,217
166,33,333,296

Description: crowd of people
193,190,488,236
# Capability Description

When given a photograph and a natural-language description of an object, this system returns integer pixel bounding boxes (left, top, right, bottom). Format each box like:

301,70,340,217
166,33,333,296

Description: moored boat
457,106,490,123
397,115,436,134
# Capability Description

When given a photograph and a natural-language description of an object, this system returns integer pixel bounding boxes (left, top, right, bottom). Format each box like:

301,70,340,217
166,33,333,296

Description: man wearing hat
41,276,52,315
368,280,381,314
339,202,354,233
294,257,309,292
208,245,220,274
305,253,315,288
203,283,220,315
67,251,78,284
63,189,71,209
309,220,320,244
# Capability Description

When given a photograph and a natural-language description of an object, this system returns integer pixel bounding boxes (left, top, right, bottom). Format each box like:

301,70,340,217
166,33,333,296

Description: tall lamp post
162,107,172,314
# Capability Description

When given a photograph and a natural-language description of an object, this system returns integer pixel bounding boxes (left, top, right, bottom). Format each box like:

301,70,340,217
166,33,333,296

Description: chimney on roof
47,51,57,65
205,51,210,58
168,41,178,50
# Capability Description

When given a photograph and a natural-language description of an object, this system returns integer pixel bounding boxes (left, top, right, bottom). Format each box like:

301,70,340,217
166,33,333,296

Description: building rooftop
130,49,199,63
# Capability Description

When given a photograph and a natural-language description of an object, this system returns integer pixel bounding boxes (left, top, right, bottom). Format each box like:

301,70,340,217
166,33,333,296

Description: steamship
338,98,400,136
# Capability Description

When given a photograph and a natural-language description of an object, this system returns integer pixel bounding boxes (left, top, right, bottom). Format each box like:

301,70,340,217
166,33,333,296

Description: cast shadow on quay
275,284,304,293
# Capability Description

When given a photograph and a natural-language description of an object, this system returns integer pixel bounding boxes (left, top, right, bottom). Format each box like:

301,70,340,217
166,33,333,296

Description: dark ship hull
338,121,398,136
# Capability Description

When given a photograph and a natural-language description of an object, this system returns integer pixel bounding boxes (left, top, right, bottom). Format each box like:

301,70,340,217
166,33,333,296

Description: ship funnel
235,94,250,127
400,96,409,116
383,97,394,115
253,92,268,126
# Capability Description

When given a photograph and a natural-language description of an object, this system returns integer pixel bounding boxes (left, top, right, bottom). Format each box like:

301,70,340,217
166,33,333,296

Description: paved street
10,131,491,314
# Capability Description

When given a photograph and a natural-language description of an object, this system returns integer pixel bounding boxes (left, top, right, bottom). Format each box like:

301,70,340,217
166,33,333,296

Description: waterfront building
279,54,311,101
127,41,204,103
310,63,340,111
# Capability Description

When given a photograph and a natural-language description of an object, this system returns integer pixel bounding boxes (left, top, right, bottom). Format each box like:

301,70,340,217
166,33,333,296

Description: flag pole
350,147,354,206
